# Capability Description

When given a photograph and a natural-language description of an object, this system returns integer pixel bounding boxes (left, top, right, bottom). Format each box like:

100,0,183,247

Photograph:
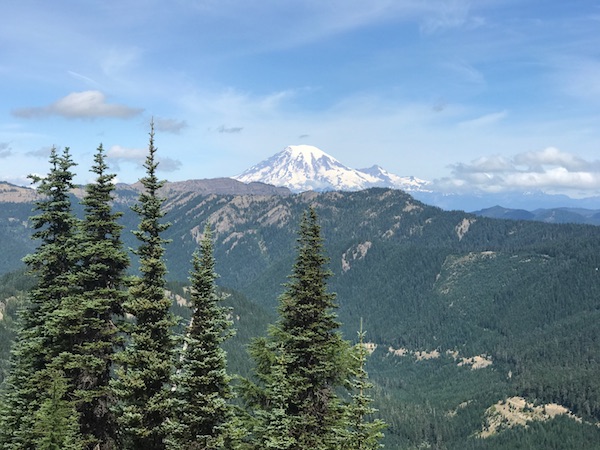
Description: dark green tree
248,350,298,450
113,123,176,450
0,147,80,449
47,144,129,449
342,323,385,450
167,224,234,449
32,368,84,450
243,207,352,450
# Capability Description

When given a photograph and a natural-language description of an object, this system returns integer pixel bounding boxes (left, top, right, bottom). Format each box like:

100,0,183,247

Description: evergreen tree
0,147,79,449
113,123,176,449
342,323,385,450
32,368,84,450
168,224,234,449
47,144,129,449
243,207,351,450
249,351,298,450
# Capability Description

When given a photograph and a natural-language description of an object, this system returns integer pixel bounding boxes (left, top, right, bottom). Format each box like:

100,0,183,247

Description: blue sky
1,0,600,197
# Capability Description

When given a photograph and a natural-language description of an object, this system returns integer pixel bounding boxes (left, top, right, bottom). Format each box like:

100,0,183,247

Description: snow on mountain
358,165,430,192
233,145,429,193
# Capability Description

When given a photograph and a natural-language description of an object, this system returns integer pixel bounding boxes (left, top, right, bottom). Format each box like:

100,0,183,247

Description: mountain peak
234,145,430,193
285,144,329,160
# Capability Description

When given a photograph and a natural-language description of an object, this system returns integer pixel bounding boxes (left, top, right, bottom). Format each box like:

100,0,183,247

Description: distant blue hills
468,205,600,226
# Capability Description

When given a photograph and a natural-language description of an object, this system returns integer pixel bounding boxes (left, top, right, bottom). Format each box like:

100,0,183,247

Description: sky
1,0,600,198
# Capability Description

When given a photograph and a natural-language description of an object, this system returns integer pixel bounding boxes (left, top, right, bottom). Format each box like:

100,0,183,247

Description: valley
1,181,600,448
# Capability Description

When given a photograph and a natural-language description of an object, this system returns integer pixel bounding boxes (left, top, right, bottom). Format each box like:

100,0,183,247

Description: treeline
0,125,384,450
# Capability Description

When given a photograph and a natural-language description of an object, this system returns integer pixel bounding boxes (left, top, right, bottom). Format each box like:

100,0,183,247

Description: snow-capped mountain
233,145,429,193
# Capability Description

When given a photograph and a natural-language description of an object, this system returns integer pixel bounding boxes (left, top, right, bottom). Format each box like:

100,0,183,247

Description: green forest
2,128,600,449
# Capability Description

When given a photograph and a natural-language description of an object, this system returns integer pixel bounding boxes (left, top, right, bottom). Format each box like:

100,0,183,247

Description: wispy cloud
556,57,600,101
444,61,486,87
187,0,485,53
458,110,507,128
25,146,53,159
217,125,243,134
12,91,143,119
419,0,478,34
154,117,188,134
106,145,182,173
451,155,514,174
100,46,141,77
67,71,101,88
0,142,12,158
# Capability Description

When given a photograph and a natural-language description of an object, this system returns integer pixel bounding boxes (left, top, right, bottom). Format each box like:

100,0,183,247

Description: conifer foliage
344,323,386,450
32,368,84,450
41,144,129,449
0,147,82,449
113,123,176,449
243,207,354,449
70,144,128,449
168,224,234,449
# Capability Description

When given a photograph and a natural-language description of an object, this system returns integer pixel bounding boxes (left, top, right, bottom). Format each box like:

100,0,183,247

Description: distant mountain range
3,143,599,220
233,144,600,212
472,205,600,226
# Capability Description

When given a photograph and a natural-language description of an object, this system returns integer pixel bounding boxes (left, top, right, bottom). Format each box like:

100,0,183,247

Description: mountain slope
2,186,600,447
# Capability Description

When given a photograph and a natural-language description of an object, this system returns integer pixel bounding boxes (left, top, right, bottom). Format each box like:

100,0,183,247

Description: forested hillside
2,183,600,448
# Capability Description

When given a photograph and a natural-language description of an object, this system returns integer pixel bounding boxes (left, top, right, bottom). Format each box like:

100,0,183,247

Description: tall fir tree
113,123,176,450
167,224,234,449
243,207,352,450
46,144,129,449
0,147,80,449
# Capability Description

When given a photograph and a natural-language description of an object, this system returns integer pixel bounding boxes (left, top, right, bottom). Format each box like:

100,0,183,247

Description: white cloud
505,167,600,190
513,147,593,172
106,145,146,167
12,91,143,119
434,147,600,194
